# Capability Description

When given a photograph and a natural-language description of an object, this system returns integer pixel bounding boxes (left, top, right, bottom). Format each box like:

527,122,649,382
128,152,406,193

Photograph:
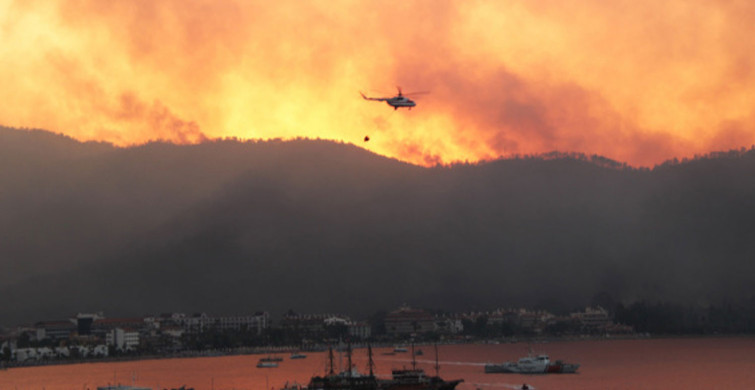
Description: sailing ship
283,344,462,390
305,345,379,390
381,344,462,390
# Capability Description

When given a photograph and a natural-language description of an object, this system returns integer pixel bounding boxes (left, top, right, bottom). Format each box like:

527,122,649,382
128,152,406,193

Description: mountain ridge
2,126,754,325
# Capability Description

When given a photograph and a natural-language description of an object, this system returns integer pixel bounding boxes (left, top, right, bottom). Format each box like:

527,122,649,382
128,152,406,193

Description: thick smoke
2,127,754,325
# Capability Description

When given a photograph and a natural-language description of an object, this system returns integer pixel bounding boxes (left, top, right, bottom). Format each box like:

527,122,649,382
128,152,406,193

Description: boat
305,345,379,390
280,383,307,390
382,368,463,390
283,344,462,390
97,386,152,390
257,359,279,368
393,346,408,353
546,360,580,374
261,355,284,362
486,348,580,375
380,343,462,390
291,352,308,359
484,354,550,374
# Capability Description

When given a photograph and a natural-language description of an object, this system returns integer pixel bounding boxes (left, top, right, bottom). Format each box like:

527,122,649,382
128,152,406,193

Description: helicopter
360,87,428,110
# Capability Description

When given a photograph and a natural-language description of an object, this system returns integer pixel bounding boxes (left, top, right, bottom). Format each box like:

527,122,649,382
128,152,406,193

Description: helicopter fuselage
385,96,416,109
361,89,418,110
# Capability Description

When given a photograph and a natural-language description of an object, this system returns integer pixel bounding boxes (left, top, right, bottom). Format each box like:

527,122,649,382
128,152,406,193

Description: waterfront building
434,317,463,334
570,306,612,330
519,309,555,333
105,328,140,351
487,308,520,326
54,346,70,358
160,326,184,338
348,321,372,339
13,348,37,362
385,305,435,335
280,312,346,336
94,317,148,331
34,320,77,341
75,313,104,336
214,312,269,334
172,311,269,334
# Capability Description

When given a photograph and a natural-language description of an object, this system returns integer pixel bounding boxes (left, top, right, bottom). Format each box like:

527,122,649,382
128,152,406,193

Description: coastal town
0,305,631,365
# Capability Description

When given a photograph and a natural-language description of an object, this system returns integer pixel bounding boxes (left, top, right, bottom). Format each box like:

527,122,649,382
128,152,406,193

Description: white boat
257,360,279,368
393,346,408,353
546,359,580,374
484,354,550,374
290,352,307,359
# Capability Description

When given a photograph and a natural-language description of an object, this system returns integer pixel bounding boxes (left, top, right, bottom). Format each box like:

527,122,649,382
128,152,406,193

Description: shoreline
5,333,753,370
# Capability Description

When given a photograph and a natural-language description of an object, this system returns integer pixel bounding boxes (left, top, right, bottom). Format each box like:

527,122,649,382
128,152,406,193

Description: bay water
2,337,753,390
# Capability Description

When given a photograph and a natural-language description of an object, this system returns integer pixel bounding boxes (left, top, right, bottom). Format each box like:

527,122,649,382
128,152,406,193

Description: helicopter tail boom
360,92,386,101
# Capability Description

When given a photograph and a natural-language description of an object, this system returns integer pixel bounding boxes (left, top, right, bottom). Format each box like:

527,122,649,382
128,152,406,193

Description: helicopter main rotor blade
402,91,431,96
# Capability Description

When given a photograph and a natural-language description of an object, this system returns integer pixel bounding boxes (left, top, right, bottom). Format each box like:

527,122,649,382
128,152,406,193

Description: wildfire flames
2,0,754,166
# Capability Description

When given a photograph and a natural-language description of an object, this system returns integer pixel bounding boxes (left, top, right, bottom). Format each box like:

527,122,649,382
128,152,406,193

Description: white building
36,347,54,359
14,348,37,362
571,306,612,329
106,328,140,351
55,346,70,358
176,312,269,335
385,305,435,335
434,318,464,334
161,326,184,338
92,344,109,357
178,313,213,333
215,313,269,334
74,345,90,357
348,322,372,339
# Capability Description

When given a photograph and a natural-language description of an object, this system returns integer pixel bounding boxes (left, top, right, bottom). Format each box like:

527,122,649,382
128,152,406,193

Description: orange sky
1,0,754,166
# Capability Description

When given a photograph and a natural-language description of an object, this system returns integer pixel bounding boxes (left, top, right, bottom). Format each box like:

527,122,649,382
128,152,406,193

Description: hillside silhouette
2,126,755,325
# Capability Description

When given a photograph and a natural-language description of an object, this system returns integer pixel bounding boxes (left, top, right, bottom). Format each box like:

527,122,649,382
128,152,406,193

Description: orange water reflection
2,338,754,390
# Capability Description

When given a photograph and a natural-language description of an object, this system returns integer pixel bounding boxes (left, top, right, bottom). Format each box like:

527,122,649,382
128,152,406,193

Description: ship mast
434,343,440,377
368,343,375,377
347,342,353,379
411,342,417,370
328,346,335,375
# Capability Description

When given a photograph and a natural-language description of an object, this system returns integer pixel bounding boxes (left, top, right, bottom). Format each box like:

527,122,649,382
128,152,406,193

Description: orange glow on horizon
2,0,754,167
